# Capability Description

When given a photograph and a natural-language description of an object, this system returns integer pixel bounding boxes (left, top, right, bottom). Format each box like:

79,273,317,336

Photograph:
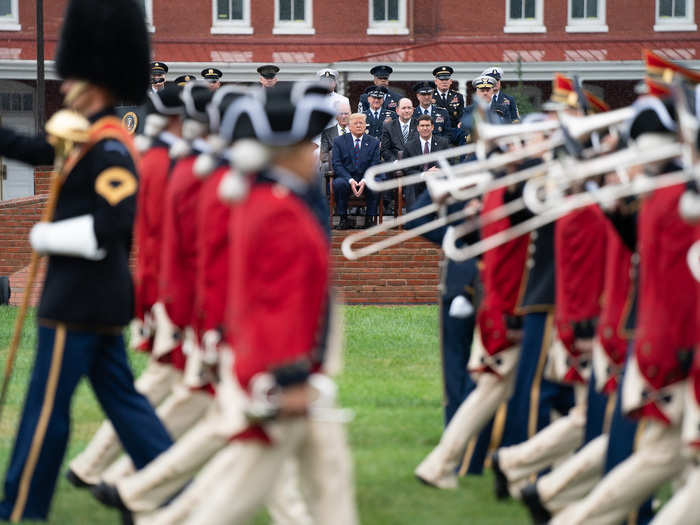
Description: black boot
362,215,376,229
335,215,349,230
521,483,552,524
65,469,93,489
491,451,510,500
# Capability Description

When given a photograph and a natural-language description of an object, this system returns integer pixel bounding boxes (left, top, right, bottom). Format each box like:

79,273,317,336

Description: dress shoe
521,483,552,524
65,468,93,489
335,216,349,230
91,481,126,510
362,216,376,229
491,451,510,500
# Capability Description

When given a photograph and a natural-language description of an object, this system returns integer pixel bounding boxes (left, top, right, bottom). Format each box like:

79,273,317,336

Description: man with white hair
320,100,351,174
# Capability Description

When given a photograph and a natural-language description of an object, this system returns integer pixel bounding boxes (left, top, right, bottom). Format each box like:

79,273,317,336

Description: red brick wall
0,195,45,277
33,169,52,196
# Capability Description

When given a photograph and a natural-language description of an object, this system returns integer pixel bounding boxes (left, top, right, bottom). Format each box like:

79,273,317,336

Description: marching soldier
0,0,174,520
358,64,401,113
201,67,223,90
257,64,279,88
413,81,450,140
67,85,186,489
363,85,397,139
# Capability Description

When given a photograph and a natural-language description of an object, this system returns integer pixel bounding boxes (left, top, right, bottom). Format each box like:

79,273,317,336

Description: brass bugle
444,168,693,262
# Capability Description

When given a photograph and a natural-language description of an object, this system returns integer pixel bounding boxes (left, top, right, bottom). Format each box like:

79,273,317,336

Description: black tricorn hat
629,97,677,140
56,0,150,105
145,84,184,117
220,82,334,147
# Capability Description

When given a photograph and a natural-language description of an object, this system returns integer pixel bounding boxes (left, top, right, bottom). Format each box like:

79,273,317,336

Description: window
137,0,155,32
654,0,696,31
0,0,20,32
273,0,314,34
212,0,253,34
504,0,545,33
566,0,607,32
368,0,408,35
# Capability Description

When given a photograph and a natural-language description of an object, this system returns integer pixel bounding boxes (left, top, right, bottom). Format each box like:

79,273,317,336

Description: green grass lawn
0,305,529,524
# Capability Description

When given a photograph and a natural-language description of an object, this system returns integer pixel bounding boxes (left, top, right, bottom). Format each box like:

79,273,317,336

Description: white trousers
415,371,514,489
537,433,609,513
650,461,700,525
551,420,686,525
100,382,213,484
139,417,357,525
68,360,180,485
498,384,588,497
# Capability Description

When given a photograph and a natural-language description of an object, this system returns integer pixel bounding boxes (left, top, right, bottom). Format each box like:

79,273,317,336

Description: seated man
401,114,450,208
331,112,381,230
320,101,351,174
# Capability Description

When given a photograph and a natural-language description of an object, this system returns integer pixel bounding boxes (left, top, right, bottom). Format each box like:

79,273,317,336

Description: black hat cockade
56,0,151,105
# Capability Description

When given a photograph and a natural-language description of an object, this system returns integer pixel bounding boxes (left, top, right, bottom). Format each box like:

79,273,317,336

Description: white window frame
142,0,155,33
504,0,546,33
0,0,21,32
211,0,253,34
566,0,608,32
367,0,409,35
654,0,697,31
273,0,315,35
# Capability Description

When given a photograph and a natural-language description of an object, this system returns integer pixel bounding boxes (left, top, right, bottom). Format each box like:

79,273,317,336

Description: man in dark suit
380,97,418,163
363,86,396,139
400,114,450,208
320,100,351,174
331,112,381,229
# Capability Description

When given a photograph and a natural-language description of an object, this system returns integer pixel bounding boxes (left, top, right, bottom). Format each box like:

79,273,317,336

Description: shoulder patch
95,167,138,206
103,139,129,156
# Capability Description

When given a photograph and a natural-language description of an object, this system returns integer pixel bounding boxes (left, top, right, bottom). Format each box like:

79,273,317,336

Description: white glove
30,215,106,260
201,329,221,365
449,295,474,319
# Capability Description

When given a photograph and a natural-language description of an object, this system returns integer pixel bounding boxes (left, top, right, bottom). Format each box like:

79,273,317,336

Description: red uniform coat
225,182,329,391
554,204,608,384
159,155,203,370
633,184,697,422
477,187,530,356
133,144,171,340
596,223,635,393
193,166,231,338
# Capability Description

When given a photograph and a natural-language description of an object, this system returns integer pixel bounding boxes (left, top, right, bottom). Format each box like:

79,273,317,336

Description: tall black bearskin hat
55,0,150,105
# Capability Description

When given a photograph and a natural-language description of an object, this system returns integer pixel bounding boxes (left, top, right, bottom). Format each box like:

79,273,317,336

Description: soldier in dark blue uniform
357,65,401,114
0,0,173,520
257,64,280,88
412,81,451,140
150,61,168,93
432,66,468,146
482,67,520,124
363,86,397,139
201,67,223,90
174,74,197,86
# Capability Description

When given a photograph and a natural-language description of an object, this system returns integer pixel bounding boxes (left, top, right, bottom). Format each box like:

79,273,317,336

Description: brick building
0,0,698,199
0,0,698,304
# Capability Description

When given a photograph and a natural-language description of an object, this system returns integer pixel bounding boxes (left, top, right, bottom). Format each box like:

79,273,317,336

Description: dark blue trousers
603,346,654,524
332,177,380,216
0,324,173,521
441,297,476,425
500,312,575,447
583,371,612,445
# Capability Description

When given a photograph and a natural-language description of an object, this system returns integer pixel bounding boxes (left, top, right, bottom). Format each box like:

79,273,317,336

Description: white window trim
367,0,409,35
566,0,608,32
273,0,315,35
0,0,20,32
504,0,546,33
211,0,254,35
143,0,155,33
654,0,697,31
